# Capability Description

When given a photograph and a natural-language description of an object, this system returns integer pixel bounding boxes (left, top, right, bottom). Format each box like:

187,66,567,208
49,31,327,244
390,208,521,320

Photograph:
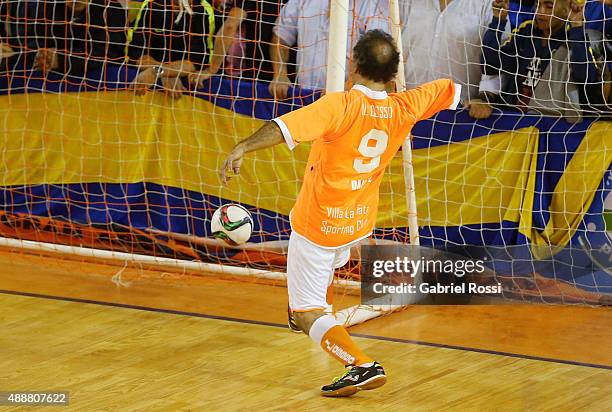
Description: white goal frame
0,0,414,328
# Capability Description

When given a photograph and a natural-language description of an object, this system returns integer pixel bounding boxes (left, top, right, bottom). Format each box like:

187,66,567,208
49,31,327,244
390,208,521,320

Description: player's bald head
353,30,400,84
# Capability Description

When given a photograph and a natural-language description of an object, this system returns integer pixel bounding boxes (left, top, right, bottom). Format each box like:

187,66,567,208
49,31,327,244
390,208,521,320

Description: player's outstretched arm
220,121,284,186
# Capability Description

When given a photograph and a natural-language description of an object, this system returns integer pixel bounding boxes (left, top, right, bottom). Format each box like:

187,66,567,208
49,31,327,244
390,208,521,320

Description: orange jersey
273,79,460,248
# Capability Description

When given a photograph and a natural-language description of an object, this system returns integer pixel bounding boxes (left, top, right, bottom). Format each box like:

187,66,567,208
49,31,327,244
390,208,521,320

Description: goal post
328,0,423,327
325,0,349,94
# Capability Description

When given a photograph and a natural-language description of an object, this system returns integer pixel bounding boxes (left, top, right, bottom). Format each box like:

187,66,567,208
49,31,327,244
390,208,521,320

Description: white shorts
286,231,351,311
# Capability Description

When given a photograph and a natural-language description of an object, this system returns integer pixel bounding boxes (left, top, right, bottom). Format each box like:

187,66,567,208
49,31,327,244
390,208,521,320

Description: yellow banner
1,91,608,253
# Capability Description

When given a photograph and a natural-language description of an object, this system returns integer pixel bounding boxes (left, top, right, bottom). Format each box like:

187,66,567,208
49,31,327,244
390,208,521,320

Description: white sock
308,314,339,344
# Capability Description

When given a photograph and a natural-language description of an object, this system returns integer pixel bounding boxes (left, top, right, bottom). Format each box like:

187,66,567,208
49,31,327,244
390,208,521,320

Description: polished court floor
0,247,610,411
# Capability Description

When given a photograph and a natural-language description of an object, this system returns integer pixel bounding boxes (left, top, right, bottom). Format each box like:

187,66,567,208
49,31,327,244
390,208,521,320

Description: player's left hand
221,145,245,185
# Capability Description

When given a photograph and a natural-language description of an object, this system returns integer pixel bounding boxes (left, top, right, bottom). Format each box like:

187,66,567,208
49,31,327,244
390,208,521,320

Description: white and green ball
211,204,254,245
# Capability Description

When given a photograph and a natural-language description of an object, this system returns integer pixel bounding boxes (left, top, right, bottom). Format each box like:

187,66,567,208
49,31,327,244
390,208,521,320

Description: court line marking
1,288,610,371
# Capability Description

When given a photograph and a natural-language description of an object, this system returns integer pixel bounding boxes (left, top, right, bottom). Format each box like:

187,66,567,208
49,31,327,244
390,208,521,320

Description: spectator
126,0,212,99
35,0,128,76
399,0,500,101
268,0,389,98
0,3,15,65
189,0,256,86
127,0,251,99
1,0,71,71
508,0,537,28
469,0,602,121
251,0,288,82
510,0,611,34
1,0,127,76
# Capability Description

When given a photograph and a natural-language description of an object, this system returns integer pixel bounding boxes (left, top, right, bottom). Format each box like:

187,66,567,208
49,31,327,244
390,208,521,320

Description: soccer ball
211,204,254,245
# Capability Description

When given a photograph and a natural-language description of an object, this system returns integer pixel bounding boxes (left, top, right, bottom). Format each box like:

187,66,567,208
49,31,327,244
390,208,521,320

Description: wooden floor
0,247,611,411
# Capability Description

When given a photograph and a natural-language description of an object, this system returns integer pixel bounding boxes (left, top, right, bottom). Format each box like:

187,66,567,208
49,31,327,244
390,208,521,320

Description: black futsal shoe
287,305,302,333
321,362,386,397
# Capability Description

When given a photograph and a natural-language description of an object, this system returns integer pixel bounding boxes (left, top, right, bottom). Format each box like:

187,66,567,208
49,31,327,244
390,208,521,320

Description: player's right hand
269,75,290,99
220,145,245,186
492,0,509,20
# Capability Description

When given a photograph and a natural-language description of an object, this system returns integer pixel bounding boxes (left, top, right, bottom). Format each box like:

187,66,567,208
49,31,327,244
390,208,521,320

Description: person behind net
268,0,390,99
397,0,503,102
0,0,70,73
126,0,252,99
468,0,602,121
0,3,15,67
0,0,79,73
220,29,461,397
1,0,127,77
499,0,612,109
188,0,255,85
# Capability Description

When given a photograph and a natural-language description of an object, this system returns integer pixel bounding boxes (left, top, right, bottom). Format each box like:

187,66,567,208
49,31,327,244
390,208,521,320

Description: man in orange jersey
221,30,460,397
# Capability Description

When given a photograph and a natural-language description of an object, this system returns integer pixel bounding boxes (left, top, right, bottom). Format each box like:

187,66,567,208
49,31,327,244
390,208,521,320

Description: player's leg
287,304,302,333
286,232,386,397
293,308,386,397
287,246,339,333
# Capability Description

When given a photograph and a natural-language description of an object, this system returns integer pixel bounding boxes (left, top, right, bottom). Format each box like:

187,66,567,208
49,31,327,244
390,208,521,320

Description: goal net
0,0,610,327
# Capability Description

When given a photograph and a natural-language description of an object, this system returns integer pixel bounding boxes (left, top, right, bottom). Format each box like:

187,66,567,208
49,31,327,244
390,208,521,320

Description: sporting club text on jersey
326,205,370,219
